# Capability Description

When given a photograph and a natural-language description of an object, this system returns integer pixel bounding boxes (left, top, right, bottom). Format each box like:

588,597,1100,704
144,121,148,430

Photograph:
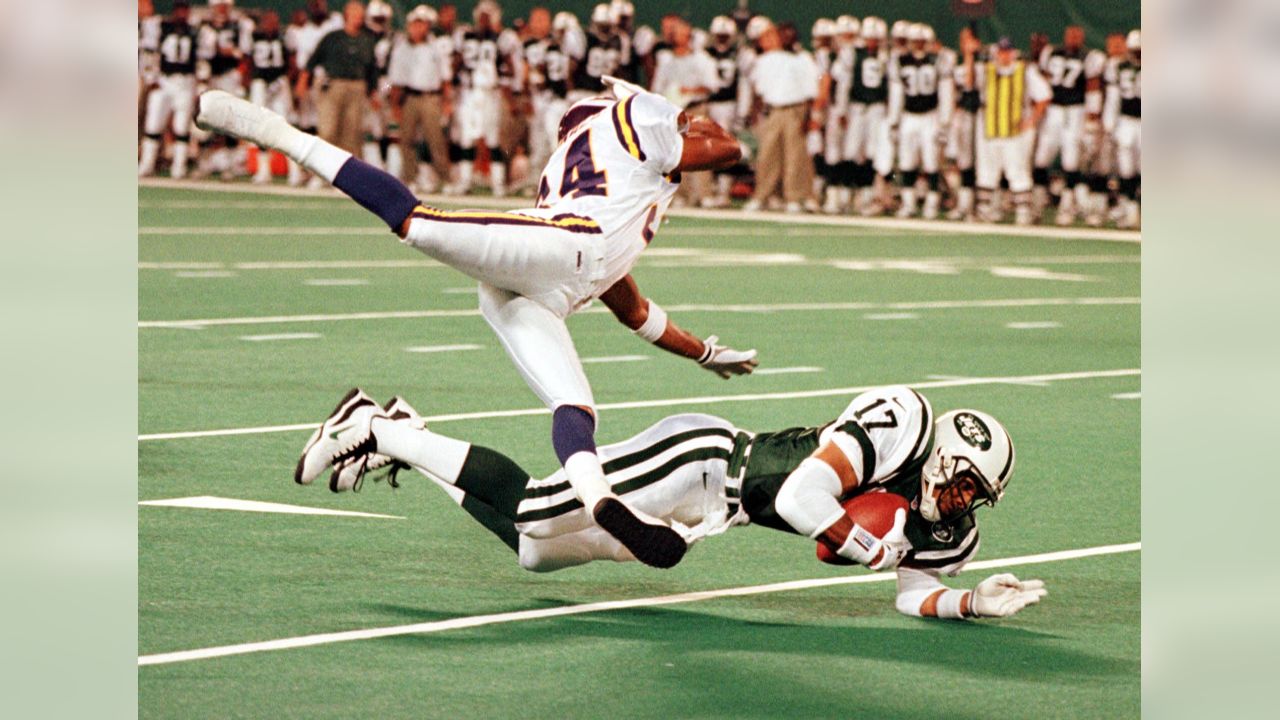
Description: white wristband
936,589,972,620
634,300,669,343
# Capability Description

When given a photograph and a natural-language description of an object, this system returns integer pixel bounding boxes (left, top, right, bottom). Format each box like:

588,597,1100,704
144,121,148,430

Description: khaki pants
399,92,450,186
317,78,368,155
752,103,810,204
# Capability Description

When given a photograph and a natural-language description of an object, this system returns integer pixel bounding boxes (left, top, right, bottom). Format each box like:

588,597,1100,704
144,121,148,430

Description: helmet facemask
919,447,1000,523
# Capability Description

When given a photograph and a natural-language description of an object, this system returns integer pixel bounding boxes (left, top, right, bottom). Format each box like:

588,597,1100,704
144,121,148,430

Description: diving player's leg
370,415,531,552
477,284,688,569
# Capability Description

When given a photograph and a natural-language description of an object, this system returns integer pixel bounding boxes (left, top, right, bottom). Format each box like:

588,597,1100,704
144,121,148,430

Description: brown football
816,491,911,565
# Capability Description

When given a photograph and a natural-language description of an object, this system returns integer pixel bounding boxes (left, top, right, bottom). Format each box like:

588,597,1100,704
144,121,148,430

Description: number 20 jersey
526,91,684,297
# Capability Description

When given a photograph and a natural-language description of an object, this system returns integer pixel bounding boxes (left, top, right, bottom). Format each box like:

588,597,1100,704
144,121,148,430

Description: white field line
239,332,322,342
138,177,1141,242
302,278,369,286
137,368,1139,441
174,270,237,278
1005,321,1063,330
752,366,824,375
403,344,483,353
863,312,919,321
137,540,1141,666
138,296,1140,329
138,495,403,519
1112,391,1141,400
581,355,651,364
138,255,1139,272
927,373,1050,388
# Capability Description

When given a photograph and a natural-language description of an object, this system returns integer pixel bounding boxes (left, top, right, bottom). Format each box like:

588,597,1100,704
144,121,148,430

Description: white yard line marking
1005,321,1063,330
927,373,1050,388
174,270,237,278
142,226,389,236
138,177,1141,242
989,266,1095,282
863,312,919,320
239,332,322,342
441,286,477,294
138,495,403,519
581,355,651,364
139,255,1138,272
1111,391,1141,400
404,344,483,353
137,540,1140,666
302,278,369,286
138,368,1140,441
753,366,824,375
139,297,1139,329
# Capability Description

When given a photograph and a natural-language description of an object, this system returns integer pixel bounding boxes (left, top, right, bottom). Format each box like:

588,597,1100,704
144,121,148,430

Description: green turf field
138,183,1140,719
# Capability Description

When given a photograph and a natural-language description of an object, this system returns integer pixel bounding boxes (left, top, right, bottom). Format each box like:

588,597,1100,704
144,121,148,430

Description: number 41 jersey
526,90,684,296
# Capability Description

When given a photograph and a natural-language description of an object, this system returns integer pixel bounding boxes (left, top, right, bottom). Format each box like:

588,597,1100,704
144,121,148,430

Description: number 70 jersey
527,90,686,294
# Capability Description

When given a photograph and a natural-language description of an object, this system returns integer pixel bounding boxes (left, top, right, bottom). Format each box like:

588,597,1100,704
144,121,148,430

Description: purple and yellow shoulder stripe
611,96,647,162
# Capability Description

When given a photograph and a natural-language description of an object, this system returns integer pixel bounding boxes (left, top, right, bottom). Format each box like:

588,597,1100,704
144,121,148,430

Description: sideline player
139,0,198,178
322,385,1046,621
887,23,953,219
1032,26,1106,225
195,76,753,570
1104,30,1141,229
244,10,294,184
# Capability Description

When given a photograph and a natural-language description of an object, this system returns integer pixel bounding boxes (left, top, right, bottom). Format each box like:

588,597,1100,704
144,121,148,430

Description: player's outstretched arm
675,114,745,172
895,566,1047,620
599,274,757,378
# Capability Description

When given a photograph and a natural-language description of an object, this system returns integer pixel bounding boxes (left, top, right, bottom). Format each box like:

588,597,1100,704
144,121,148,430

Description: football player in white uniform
243,10,294,184
360,1,402,179
196,75,753,570
450,0,521,196
138,0,162,116
569,4,621,101
194,0,249,178
837,16,892,216
1104,30,1141,228
139,0,197,179
807,18,837,212
819,16,859,214
1033,26,1107,225
702,15,749,208
319,385,1045,621
888,23,953,219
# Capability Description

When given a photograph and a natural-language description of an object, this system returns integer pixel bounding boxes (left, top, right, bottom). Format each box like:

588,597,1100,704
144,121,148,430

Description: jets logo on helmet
919,409,1015,523
953,412,992,450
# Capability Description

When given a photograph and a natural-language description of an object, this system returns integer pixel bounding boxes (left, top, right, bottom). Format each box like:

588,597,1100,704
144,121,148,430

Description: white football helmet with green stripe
918,410,1015,522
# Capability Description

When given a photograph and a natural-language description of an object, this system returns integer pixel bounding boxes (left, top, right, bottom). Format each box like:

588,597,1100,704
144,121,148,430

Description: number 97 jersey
529,90,685,296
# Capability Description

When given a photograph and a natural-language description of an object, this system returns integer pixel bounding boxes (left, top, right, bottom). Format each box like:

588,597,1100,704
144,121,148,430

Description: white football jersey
818,385,934,487
526,91,684,293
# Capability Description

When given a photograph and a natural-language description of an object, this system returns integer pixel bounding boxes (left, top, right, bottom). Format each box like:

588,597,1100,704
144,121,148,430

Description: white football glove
971,573,1048,618
837,508,911,571
602,74,646,102
697,335,758,379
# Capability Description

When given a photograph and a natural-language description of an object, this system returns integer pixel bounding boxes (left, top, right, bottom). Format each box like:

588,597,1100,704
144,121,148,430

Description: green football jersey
729,387,980,573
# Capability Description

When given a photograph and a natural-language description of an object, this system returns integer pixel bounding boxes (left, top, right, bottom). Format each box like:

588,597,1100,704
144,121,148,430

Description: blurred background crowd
138,0,1141,227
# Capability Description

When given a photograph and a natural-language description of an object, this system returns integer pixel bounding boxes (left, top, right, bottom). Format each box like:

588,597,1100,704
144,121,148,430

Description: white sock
371,418,469,484
563,451,613,512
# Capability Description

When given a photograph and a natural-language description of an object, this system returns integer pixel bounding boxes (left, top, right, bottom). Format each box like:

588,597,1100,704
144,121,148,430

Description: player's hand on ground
698,335,758,378
972,573,1047,617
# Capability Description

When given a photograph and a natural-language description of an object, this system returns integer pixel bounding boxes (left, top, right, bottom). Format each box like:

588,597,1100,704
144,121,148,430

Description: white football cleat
295,389,387,485
195,90,293,151
329,396,425,493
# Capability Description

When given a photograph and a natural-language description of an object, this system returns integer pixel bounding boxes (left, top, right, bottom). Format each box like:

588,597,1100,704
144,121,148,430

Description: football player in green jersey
312,384,1045,620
